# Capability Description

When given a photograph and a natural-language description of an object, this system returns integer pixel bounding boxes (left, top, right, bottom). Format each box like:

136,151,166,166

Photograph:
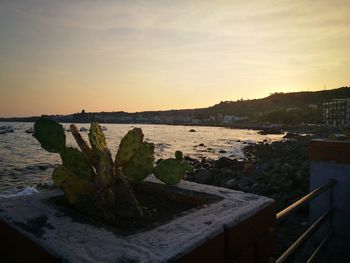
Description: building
308,104,318,109
323,99,350,126
286,107,298,112
222,115,248,124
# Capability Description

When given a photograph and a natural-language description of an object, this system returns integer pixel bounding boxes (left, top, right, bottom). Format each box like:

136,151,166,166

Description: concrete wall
0,180,275,263
309,139,350,241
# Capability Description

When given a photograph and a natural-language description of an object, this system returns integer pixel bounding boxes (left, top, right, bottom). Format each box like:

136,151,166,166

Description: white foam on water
225,146,244,158
0,186,39,198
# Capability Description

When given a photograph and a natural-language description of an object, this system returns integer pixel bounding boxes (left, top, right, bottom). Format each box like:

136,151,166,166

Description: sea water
0,122,283,196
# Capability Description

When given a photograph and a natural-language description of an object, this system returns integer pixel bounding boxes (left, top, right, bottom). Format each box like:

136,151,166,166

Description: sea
0,122,284,198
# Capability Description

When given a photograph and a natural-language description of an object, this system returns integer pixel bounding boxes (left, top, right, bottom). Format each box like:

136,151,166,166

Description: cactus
96,148,115,186
122,142,155,182
175,150,183,161
34,118,65,153
52,165,75,187
115,128,143,167
154,151,193,185
33,118,192,219
61,176,95,204
89,122,107,153
60,147,94,179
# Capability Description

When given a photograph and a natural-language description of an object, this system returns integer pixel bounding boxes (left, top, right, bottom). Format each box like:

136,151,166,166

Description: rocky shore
184,133,317,259
185,134,312,210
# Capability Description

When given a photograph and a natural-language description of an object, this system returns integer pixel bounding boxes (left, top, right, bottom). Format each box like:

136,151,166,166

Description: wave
0,186,39,198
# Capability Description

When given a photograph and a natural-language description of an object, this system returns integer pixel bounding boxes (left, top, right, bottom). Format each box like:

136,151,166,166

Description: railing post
309,139,350,245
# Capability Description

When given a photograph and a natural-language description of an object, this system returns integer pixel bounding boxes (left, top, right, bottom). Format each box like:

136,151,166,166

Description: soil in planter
51,183,222,236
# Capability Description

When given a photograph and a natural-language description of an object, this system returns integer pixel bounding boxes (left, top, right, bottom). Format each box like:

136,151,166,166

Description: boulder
196,169,214,184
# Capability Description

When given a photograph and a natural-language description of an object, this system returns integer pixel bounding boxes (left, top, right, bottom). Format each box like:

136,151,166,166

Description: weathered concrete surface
0,177,273,263
309,139,350,263
310,139,350,242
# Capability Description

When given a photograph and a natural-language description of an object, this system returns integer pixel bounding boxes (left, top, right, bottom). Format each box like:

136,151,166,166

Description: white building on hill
323,99,350,126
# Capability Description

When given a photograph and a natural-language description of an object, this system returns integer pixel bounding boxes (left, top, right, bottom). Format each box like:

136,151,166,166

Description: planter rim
0,176,273,263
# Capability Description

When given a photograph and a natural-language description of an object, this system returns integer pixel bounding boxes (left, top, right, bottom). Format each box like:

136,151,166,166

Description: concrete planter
0,177,275,263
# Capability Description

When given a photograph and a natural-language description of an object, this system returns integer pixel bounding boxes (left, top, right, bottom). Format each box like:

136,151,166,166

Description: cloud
0,0,349,115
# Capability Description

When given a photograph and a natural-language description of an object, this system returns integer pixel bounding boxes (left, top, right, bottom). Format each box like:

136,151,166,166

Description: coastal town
1,88,350,130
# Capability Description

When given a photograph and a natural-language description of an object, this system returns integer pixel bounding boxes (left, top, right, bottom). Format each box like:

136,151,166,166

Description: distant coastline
1,86,349,128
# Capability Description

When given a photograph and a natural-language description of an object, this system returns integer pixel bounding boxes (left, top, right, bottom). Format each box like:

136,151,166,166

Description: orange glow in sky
1,1,349,117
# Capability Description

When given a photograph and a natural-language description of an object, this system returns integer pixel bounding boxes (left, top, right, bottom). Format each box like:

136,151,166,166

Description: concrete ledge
0,177,274,263
310,139,350,246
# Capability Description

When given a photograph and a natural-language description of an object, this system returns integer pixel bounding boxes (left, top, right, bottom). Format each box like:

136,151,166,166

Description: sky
1,0,350,117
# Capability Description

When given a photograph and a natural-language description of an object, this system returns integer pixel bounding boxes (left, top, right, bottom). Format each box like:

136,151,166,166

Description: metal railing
275,179,336,263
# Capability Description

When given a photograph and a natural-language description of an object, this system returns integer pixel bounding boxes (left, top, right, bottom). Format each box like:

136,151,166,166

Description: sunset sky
1,0,350,117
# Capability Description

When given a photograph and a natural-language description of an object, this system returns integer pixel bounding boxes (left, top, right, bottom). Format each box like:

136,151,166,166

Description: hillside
199,87,350,124
1,87,349,125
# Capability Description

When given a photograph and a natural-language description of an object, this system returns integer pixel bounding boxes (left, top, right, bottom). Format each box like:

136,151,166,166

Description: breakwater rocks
185,136,311,210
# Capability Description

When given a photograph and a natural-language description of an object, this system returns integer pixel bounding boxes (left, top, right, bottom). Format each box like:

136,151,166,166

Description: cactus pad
95,148,114,186
154,159,187,185
175,151,183,161
115,128,144,167
52,165,75,187
62,176,95,204
60,147,94,179
34,118,65,153
122,142,155,182
89,122,107,153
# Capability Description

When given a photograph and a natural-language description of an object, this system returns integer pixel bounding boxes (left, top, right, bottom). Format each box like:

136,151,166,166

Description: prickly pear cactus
33,117,193,219
95,148,114,187
89,122,107,153
88,122,114,187
34,118,65,153
61,176,95,204
60,147,94,179
52,165,75,187
122,142,155,182
115,128,143,167
154,151,193,185
175,150,183,161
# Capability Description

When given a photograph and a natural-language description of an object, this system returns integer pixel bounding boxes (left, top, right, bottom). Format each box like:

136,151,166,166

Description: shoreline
184,133,320,257
0,119,342,135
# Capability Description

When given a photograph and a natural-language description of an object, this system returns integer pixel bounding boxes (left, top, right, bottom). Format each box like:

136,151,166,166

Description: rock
258,129,283,135
214,157,242,170
283,132,300,139
184,172,197,182
226,178,237,188
271,162,281,173
251,182,259,188
286,181,295,191
196,169,213,184
237,176,254,188
186,132,313,213
197,143,205,147
281,163,293,175
218,150,226,153
260,162,273,172
189,129,196,132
